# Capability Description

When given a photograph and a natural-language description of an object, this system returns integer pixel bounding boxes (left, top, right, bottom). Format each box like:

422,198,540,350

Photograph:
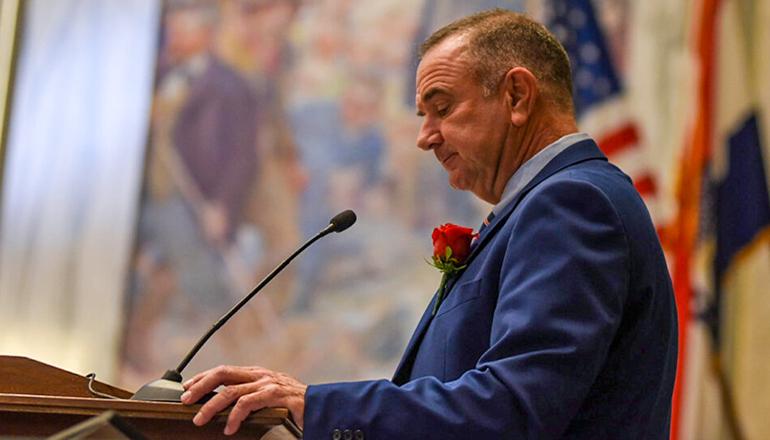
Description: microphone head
328,210,357,233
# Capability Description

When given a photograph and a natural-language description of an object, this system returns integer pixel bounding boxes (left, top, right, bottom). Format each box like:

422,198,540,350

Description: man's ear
503,67,539,127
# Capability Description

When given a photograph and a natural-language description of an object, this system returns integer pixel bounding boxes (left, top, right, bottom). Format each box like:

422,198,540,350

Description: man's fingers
181,369,214,404
182,370,208,390
179,364,307,435
182,365,266,404
224,391,270,435
192,382,254,426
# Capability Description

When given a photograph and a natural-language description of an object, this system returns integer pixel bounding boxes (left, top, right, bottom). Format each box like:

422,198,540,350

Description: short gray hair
420,9,574,112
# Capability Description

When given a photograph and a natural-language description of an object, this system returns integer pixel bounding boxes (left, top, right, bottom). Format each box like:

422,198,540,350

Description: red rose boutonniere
429,223,477,315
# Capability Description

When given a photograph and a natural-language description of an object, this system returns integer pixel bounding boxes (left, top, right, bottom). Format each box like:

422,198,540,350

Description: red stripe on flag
670,0,720,438
634,173,657,196
597,123,640,157
634,173,658,197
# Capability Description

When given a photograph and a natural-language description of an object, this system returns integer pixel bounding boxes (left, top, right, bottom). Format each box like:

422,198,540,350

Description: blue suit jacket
304,140,678,439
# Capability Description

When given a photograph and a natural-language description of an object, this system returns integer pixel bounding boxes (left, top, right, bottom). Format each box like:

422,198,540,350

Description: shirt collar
491,132,591,216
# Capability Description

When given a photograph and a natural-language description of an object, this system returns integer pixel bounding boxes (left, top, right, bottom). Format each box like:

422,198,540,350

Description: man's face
415,36,512,203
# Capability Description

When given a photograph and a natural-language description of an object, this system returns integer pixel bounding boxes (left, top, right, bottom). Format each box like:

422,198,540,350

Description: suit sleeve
303,177,630,439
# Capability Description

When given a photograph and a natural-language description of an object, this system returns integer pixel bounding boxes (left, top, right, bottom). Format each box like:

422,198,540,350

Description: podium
0,356,302,439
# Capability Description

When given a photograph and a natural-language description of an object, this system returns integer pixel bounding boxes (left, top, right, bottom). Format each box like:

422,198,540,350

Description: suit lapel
391,139,606,383
392,293,437,384
445,139,607,292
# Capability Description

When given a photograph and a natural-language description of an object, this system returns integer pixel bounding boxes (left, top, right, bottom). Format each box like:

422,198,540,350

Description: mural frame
0,0,24,196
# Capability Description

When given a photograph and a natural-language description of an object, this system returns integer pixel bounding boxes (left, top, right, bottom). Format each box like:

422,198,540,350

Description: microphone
324,209,357,234
131,210,357,402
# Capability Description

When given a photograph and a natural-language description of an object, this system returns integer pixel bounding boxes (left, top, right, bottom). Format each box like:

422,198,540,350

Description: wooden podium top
0,355,132,398
0,356,302,439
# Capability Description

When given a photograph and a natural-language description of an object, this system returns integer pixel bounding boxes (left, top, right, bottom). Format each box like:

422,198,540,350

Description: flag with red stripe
546,0,660,215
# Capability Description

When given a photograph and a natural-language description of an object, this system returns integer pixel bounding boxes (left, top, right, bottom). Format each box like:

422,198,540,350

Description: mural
120,0,522,388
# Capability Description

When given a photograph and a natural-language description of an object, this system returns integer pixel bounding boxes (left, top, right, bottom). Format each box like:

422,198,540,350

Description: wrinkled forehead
415,37,472,102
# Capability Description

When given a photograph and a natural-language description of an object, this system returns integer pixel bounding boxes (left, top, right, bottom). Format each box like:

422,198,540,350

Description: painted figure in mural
123,0,302,377
290,70,387,311
181,9,678,438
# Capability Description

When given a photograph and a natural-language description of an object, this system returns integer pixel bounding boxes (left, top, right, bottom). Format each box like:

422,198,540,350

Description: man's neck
486,112,578,204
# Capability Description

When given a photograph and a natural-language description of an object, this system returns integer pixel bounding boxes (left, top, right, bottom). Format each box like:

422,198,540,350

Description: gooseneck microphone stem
174,226,331,376
131,210,356,401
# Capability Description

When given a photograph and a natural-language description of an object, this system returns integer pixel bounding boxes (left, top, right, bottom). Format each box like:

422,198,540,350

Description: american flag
546,0,659,215
547,2,770,439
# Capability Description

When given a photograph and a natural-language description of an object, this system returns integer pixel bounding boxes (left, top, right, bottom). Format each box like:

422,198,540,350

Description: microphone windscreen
329,210,357,233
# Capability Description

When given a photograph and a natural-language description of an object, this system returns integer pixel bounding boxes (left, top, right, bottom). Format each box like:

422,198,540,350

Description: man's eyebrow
415,87,447,116
421,87,445,104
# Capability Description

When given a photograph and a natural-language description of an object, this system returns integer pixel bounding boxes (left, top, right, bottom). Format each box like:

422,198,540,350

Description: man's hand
181,365,307,435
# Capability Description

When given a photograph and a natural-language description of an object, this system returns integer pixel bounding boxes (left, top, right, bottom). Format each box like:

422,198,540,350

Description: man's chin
447,174,470,191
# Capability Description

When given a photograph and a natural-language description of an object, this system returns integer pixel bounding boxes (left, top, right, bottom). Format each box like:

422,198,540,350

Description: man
181,9,678,439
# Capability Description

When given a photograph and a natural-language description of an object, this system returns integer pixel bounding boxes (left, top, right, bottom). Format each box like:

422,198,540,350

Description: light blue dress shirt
492,132,591,216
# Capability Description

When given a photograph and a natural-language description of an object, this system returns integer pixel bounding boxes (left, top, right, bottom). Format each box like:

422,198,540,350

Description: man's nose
417,120,442,151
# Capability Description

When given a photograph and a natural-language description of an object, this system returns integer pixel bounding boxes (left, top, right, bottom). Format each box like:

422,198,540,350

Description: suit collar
391,139,605,383
491,132,591,217
451,139,606,287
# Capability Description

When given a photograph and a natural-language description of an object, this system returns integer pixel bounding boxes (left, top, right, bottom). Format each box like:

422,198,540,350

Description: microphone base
131,378,186,402
131,371,218,403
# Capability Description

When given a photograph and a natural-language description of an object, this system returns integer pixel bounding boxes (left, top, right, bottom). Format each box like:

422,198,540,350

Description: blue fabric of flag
707,113,770,343
546,0,622,117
